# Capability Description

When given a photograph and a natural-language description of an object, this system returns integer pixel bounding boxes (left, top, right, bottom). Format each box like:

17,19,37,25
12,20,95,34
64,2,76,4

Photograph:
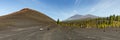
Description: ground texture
0,26,120,40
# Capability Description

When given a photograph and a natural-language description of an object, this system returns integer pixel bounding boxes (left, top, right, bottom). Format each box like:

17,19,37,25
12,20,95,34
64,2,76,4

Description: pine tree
116,16,119,21
109,15,114,24
113,14,116,20
57,19,60,24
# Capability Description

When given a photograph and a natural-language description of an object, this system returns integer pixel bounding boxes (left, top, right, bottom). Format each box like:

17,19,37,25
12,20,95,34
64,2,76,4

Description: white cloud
85,0,120,16
74,0,82,8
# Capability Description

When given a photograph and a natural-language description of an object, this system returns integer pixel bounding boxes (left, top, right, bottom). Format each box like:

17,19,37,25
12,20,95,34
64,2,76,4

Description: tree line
56,15,120,29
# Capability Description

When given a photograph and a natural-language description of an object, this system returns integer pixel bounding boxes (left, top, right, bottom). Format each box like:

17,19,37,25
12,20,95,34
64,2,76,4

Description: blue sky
0,0,120,20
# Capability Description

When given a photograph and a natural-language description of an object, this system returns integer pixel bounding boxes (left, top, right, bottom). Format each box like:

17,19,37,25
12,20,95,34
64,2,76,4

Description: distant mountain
0,8,55,29
66,14,98,21
67,14,83,20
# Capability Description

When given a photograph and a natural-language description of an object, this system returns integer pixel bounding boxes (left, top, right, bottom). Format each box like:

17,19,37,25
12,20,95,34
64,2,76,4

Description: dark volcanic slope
0,8,55,28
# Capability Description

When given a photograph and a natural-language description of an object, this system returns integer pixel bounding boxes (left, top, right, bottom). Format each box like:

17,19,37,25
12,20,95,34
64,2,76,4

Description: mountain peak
84,14,98,17
20,8,34,12
8,8,40,16
66,14,82,20
66,14,98,21
22,8,31,10
85,14,95,16
73,14,82,16
0,8,55,26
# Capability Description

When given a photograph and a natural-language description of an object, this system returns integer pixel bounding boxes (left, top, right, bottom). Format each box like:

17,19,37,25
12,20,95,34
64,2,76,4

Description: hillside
0,8,56,29
60,15,120,28
66,14,98,21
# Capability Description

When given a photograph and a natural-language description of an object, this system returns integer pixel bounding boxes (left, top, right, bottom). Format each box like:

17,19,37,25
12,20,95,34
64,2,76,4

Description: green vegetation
56,19,60,24
59,15,120,29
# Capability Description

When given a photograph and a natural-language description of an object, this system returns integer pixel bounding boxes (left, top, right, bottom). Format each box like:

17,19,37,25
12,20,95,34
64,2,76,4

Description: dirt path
42,27,58,40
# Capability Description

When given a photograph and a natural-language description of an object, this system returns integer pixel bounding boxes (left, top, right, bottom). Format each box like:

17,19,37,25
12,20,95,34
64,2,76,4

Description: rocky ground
0,26,120,40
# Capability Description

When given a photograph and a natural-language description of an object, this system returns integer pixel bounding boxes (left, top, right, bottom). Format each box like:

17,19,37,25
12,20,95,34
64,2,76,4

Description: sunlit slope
0,8,55,27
